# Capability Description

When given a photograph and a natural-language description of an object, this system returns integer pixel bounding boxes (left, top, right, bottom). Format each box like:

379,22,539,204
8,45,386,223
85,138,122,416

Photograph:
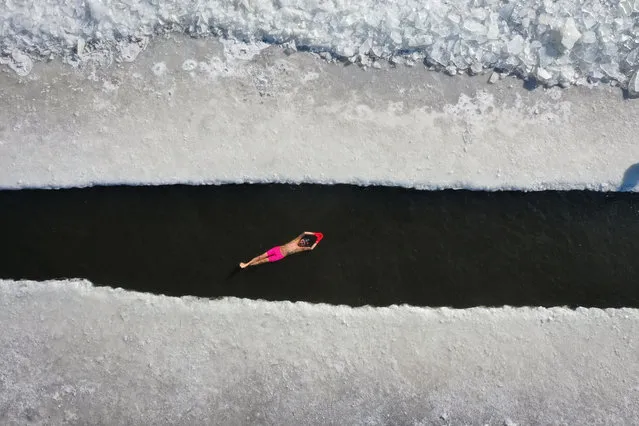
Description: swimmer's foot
239,262,247,269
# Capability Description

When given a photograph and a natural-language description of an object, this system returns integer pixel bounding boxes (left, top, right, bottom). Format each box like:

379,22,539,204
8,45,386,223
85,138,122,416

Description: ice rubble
1,0,639,89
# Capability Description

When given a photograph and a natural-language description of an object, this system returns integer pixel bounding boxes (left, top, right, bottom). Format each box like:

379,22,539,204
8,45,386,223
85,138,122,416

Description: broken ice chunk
359,54,372,67
499,3,515,19
470,62,483,74
559,65,576,81
578,44,598,65
589,69,604,81
341,46,356,57
452,55,469,69
538,13,553,26
624,47,639,67
628,70,639,98
488,72,500,83
359,38,373,55
504,55,520,69
619,0,633,16
538,44,558,67
482,51,499,65
583,15,596,30
463,19,486,35
429,40,448,65
77,38,86,56
282,40,297,55
600,62,624,80
561,18,582,50
486,13,500,39
507,35,525,55
581,31,597,44
470,8,488,21
537,67,552,80
390,31,402,45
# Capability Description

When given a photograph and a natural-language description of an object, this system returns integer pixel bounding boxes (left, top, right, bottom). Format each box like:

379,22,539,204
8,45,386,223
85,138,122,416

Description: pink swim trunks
266,246,285,262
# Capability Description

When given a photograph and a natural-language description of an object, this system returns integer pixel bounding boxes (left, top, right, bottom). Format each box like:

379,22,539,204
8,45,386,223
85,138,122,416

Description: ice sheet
0,40,638,191
1,279,637,424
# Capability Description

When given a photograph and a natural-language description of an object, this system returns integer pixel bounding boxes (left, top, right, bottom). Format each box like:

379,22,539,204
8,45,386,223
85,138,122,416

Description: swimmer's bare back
239,232,324,269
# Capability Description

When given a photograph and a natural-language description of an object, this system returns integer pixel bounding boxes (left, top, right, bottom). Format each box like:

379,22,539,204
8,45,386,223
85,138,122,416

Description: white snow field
1,35,639,191
1,279,638,425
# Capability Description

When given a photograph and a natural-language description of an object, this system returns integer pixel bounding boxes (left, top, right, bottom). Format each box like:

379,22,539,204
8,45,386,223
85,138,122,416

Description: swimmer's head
298,235,317,247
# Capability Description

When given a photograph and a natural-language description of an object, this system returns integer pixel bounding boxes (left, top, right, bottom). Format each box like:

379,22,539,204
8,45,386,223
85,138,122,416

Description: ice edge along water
3,278,638,317
1,0,639,94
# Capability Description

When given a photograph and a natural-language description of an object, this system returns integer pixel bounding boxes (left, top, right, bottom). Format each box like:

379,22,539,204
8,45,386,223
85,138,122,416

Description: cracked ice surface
1,0,639,88
1,279,638,424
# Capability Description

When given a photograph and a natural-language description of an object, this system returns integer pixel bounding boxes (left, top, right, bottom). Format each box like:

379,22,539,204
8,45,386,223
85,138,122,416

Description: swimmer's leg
240,252,269,268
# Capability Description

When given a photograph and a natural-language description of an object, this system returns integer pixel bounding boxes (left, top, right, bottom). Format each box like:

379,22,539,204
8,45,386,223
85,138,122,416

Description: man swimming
239,232,324,269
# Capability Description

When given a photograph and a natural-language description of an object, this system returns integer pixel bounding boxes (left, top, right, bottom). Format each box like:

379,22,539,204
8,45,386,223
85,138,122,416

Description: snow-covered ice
1,0,639,89
1,37,638,191
1,279,637,424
